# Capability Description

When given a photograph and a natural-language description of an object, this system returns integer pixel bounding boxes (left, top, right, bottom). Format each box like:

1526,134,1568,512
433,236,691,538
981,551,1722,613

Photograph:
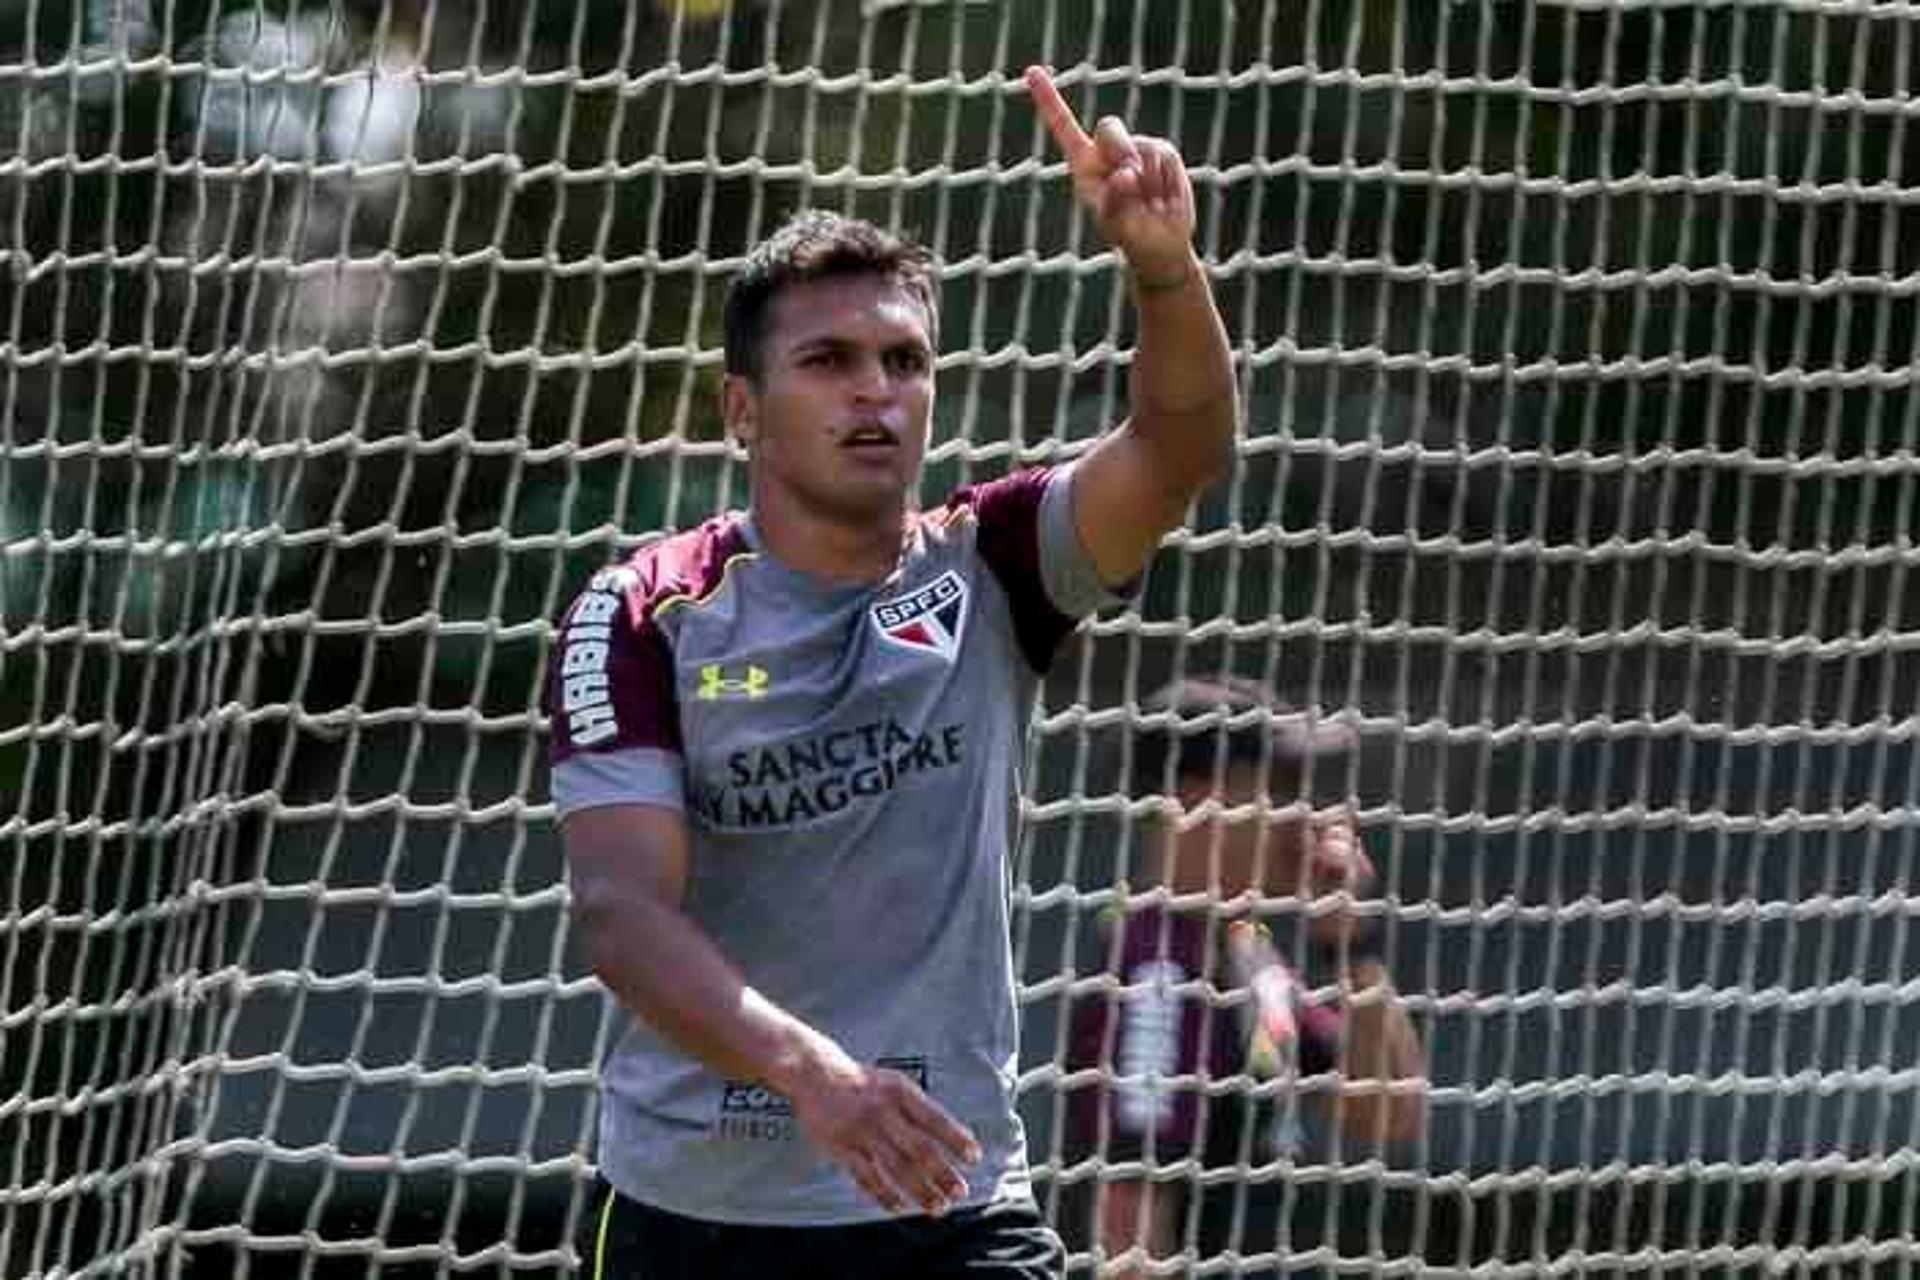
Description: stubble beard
762,456,921,529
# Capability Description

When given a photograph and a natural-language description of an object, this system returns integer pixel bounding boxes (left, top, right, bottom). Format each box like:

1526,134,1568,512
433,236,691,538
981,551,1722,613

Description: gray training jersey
545,464,1123,1226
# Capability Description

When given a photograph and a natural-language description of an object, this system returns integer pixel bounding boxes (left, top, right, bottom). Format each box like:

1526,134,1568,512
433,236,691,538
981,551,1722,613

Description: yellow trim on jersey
652,549,757,619
594,1185,614,1280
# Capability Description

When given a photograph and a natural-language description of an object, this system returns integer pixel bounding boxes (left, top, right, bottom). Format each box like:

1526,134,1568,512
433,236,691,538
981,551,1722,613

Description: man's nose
849,354,891,401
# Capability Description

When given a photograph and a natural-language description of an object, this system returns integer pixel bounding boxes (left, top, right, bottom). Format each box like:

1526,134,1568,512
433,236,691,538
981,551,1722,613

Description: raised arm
563,804,981,1215
1026,66,1237,587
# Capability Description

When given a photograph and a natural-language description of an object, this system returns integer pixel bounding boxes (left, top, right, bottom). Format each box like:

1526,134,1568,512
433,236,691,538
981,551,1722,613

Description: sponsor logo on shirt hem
716,1057,927,1143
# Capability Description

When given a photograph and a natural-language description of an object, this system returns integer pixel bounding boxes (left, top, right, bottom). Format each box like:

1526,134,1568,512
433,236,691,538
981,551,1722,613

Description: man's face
724,273,935,523
1166,760,1329,901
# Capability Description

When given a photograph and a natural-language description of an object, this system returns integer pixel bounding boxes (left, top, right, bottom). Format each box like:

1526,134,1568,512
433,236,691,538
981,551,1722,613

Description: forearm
1126,248,1237,488
573,886,840,1095
1333,960,1429,1145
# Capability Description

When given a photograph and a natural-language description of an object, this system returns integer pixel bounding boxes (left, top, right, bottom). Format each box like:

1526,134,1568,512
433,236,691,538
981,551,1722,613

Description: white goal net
7,1,1920,1275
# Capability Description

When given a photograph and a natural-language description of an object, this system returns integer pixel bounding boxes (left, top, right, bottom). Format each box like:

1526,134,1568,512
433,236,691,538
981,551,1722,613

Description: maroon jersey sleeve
547,561,679,759
953,464,1136,674
543,518,748,818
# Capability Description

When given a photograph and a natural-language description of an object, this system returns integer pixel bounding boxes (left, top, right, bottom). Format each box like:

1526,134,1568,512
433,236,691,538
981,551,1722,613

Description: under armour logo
698,664,771,700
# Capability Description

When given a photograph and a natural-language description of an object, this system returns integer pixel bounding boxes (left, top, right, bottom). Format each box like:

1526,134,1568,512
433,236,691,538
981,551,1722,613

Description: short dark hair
1129,677,1358,797
722,211,939,381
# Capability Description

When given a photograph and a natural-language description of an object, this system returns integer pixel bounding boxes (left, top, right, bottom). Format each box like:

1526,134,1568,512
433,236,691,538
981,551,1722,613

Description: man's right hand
779,1042,982,1218
565,808,984,1216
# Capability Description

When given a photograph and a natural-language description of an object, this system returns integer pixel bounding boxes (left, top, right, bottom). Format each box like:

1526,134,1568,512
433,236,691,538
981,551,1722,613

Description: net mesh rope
6,1,1920,1275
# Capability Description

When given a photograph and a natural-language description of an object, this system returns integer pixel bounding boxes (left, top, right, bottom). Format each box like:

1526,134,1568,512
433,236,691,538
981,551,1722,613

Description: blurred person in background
1063,677,1428,1277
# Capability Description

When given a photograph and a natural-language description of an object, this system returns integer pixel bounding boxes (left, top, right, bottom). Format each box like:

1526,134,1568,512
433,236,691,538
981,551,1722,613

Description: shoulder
921,466,1059,591
568,514,753,626
937,465,1058,530
546,519,752,765
925,465,1102,673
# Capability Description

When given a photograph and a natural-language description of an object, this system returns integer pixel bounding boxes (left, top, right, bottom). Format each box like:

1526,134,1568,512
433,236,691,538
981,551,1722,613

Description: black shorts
581,1178,1064,1279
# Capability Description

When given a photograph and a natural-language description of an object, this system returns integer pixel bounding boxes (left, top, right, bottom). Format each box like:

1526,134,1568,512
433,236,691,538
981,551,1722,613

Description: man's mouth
841,426,899,450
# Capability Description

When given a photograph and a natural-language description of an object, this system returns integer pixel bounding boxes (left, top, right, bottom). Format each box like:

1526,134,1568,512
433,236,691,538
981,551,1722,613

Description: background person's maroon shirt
1064,902,1344,1166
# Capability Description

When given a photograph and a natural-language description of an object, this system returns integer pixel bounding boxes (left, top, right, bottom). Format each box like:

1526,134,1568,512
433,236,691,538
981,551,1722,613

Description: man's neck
750,489,912,586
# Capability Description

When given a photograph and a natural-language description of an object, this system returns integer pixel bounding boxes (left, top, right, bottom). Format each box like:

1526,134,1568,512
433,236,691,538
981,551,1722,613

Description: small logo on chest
871,570,968,661
699,663,771,700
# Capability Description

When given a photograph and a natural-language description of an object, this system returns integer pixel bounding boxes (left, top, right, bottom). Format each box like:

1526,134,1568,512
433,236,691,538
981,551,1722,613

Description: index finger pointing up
1025,66,1093,163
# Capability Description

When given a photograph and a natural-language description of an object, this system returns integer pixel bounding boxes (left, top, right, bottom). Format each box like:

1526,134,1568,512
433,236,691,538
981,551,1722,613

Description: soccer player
544,68,1235,1278
1064,677,1429,1277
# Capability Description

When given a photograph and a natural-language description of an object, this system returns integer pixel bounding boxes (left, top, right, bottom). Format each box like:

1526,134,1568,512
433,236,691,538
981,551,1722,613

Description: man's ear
722,374,758,450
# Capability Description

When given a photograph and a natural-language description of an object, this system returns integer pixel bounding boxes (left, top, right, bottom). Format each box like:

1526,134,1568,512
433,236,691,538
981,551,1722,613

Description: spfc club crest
872,570,968,661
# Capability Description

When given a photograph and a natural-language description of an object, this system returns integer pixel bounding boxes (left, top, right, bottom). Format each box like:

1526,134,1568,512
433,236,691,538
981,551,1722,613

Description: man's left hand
1027,65,1197,284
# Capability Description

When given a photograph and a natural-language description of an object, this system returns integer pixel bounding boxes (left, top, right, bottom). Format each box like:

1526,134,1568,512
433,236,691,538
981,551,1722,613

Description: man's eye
888,350,929,375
